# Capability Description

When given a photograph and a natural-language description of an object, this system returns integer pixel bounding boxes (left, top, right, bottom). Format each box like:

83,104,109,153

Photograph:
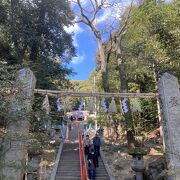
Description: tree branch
90,0,96,11
117,0,134,36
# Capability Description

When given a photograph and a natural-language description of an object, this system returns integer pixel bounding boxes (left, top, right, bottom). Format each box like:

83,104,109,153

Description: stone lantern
129,148,147,180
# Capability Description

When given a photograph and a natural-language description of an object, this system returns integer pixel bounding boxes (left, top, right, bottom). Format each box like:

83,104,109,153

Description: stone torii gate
34,73,180,180
1,69,180,180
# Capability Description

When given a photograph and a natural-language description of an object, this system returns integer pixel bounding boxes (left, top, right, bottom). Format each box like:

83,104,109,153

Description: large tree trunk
118,56,135,148
97,37,108,91
1,68,36,180
116,34,135,149
97,37,109,92
97,38,106,73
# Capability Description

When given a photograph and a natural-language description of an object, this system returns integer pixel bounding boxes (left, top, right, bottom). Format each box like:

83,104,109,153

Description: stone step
59,160,80,162
58,166,80,168
96,174,109,177
58,161,80,164
55,139,110,180
56,172,80,175
57,168,80,171
85,155,110,180
55,143,81,179
55,175,81,180
57,164,80,167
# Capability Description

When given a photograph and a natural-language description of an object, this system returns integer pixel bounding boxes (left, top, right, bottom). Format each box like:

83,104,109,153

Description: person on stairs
87,148,97,180
93,133,101,157
83,134,91,155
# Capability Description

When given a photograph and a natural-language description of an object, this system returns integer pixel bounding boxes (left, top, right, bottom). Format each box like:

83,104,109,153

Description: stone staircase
95,156,110,180
55,143,81,180
54,121,111,180
85,154,110,180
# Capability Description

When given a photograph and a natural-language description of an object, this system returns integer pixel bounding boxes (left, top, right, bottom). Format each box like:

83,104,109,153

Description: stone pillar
2,68,36,180
158,73,180,179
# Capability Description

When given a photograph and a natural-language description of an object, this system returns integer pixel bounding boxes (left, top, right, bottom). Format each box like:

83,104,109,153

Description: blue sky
68,24,98,80
66,0,172,80
65,0,125,80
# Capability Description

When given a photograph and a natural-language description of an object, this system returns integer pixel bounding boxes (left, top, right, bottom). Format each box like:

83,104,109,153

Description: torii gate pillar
158,73,180,179
2,68,36,180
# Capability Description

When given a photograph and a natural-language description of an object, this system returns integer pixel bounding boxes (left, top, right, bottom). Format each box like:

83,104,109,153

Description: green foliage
27,138,43,155
96,0,180,134
0,0,75,89
0,63,18,127
69,71,104,110
118,0,180,132
87,116,95,126
70,80,93,92
123,0,180,78
132,99,158,134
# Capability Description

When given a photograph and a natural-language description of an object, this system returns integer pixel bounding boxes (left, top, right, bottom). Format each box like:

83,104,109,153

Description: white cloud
95,1,130,25
95,9,111,25
64,23,83,47
64,23,83,34
71,53,85,65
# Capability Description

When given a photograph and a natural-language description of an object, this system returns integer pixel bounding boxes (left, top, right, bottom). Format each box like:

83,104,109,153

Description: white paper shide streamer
122,98,128,113
132,98,141,112
101,97,107,112
64,97,71,112
108,97,117,113
79,98,85,111
42,95,50,114
88,97,94,112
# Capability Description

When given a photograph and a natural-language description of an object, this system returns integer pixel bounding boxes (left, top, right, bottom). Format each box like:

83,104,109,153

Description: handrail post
78,131,87,180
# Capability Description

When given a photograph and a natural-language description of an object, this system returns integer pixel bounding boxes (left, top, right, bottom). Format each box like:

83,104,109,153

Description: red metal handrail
78,131,88,180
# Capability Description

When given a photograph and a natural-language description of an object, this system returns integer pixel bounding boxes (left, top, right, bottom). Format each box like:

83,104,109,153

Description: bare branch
77,0,92,24
91,0,105,23
90,0,96,11
71,0,134,73
76,0,100,38
117,0,134,36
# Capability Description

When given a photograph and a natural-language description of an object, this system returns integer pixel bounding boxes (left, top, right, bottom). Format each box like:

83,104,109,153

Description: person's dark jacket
93,136,101,146
87,152,97,168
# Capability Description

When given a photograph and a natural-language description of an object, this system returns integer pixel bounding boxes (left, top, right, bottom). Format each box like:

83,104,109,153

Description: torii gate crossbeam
34,89,158,98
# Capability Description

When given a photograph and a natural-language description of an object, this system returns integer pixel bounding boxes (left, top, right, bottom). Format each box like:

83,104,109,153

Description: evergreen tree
0,0,75,88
